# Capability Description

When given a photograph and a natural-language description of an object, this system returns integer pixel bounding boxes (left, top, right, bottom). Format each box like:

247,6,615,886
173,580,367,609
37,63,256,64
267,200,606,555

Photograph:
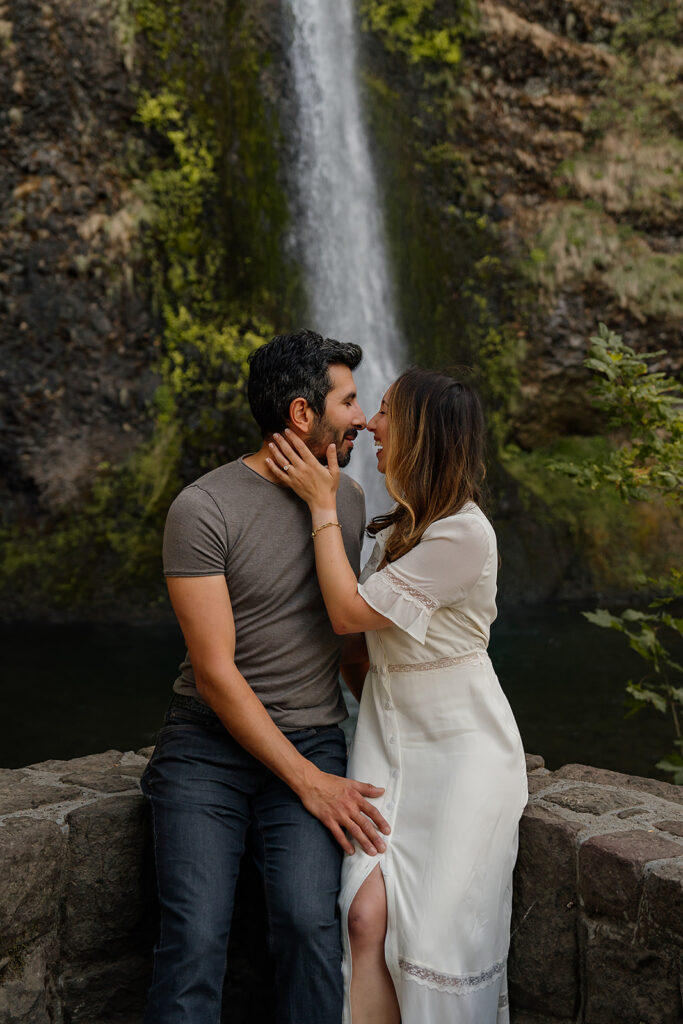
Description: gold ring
282,463,290,473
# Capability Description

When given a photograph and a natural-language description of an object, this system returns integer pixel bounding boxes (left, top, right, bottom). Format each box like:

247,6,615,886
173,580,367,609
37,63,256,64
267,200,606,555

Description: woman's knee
348,875,387,953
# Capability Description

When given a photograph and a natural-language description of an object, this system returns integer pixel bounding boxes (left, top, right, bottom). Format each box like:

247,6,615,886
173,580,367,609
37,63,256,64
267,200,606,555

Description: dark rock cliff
468,0,682,446
1,0,680,616
1,0,156,521
358,0,682,442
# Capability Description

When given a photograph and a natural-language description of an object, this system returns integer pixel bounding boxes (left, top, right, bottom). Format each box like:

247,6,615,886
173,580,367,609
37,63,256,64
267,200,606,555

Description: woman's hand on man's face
267,429,340,511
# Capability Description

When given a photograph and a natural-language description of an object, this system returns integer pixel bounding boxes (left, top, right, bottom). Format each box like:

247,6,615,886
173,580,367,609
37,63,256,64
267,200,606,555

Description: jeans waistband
169,692,344,744
169,692,219,718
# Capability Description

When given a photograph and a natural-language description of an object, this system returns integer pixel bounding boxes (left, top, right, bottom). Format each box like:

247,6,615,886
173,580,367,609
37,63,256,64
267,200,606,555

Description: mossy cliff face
0,0,153,520
0,0,680,616
358,0,682,433
0,0,293,617
0,0,159,614
357,0,682,599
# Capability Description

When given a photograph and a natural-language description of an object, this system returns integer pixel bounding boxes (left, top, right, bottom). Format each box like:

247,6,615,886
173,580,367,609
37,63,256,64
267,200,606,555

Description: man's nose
353,403,367,430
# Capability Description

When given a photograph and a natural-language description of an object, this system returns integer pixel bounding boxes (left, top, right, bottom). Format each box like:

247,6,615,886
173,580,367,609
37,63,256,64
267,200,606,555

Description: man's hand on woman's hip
297,765,390,857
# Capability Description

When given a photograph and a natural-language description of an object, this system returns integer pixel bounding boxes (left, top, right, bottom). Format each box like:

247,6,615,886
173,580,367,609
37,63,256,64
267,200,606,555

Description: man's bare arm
166,575,390,856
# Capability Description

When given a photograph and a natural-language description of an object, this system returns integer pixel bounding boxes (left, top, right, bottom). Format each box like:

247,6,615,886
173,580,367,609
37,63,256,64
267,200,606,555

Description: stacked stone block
511,757,683,1024
1,750,682,1023
0,749,153,1024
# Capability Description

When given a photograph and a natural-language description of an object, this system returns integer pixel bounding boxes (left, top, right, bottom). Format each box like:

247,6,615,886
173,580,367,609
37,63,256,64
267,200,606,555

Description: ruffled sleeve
357,510,492,644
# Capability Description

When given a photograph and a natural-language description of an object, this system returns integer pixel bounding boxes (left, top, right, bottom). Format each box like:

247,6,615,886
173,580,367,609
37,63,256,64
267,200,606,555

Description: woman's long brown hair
367,368,486,562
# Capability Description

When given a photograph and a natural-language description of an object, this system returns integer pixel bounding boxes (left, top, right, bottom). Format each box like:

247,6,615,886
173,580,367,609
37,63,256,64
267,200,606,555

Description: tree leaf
626,682,667,714
584,608,619,629
655,756,683,785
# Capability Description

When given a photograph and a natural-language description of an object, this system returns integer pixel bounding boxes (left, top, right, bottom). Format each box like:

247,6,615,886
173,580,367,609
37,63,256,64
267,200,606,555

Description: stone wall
0,749,153,1024
511,758,683,1024
1,749,682,1023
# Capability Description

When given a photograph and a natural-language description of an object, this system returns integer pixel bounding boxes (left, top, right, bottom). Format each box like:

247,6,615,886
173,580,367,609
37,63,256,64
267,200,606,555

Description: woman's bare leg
348,865,400,1024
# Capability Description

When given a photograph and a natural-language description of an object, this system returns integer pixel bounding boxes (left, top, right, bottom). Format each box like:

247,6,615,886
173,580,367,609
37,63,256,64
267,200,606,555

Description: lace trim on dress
398,957,506,995
370,651,487,674
383,567,439,611
498,991,509,1009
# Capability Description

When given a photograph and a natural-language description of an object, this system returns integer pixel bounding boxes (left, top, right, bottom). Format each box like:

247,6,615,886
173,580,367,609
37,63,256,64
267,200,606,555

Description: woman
267,368,527,1024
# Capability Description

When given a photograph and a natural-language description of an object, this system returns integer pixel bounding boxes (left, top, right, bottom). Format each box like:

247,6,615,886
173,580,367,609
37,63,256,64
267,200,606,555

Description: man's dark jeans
141,699,347,1024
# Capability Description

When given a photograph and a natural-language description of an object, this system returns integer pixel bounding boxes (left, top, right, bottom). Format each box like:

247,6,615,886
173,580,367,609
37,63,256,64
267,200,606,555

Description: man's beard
308,415,357,468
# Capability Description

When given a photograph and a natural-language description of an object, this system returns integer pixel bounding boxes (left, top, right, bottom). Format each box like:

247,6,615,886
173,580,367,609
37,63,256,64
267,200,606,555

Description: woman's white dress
340,503,527,1024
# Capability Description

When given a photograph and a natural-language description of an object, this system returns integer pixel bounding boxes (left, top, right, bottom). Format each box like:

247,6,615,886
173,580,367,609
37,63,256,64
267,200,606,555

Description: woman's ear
287,397,316,435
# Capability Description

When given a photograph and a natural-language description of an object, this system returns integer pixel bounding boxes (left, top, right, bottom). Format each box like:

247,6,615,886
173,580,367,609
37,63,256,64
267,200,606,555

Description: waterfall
284,0,404,525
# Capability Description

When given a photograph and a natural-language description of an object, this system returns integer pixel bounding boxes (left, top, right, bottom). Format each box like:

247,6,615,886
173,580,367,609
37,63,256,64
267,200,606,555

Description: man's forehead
327,363,356,394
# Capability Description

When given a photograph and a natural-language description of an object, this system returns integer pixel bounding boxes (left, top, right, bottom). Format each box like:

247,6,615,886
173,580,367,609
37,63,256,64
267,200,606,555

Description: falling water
285,0,404,524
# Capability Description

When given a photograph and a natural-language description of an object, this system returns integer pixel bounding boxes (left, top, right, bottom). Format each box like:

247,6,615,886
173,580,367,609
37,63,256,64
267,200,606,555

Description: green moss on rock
1,0,296,616
360,0,478,68
359,8,526,443
526,203,683,321
502,437,683,593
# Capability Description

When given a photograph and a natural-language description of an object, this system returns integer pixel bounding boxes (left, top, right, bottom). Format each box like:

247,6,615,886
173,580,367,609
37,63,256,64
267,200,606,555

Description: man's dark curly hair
247,329,363,437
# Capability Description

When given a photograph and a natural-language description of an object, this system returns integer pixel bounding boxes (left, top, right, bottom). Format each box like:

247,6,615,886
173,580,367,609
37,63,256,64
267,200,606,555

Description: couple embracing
141,329,528,1024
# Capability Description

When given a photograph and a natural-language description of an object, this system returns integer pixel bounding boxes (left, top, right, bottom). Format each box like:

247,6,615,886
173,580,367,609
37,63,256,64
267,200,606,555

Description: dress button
386,801,394,811
388,735,396,744
391,769,399,779
384,700,393,710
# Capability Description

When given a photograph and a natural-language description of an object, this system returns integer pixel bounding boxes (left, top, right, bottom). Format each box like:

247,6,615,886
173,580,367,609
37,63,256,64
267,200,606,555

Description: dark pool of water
0,607,677,779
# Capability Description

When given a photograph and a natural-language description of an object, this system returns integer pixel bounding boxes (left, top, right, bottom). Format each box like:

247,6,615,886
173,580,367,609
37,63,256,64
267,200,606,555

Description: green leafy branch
586,607,683,784
549,324,683,783
547,323,683,502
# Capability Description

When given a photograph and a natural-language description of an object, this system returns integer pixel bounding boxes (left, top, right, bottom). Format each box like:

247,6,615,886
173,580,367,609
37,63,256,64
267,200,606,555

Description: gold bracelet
311,521,342,539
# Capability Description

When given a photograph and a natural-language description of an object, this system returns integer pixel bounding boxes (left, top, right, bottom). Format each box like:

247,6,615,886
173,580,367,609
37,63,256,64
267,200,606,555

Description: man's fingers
359,800,391,835
345,818,383,856
355,782,385,797
307,773,392,855
348,780,391,835
329,821,355,856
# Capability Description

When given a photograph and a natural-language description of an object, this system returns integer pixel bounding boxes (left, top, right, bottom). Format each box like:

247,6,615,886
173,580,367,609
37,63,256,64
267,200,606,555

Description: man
141,329,390,1024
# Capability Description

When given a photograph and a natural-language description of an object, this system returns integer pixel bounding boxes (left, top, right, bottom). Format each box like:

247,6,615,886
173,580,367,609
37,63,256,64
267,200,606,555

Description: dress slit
340,856,393,1024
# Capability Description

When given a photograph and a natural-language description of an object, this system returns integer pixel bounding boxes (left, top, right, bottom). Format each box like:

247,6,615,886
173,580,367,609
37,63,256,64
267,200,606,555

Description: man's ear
287,397,316,436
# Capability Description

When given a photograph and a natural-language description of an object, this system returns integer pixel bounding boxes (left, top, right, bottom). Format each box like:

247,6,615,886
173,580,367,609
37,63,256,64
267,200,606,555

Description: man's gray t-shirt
163,457,366,731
